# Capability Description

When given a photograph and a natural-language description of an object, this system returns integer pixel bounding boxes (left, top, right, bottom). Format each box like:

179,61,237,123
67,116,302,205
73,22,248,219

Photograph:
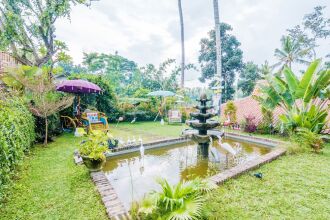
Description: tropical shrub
255,59,330,133
290,128,325,153
224,101,237,123
133,178,216,220
34,113,63,143
257,107,274,134
0,97,35,197
243,114,257,133
117,100,158,122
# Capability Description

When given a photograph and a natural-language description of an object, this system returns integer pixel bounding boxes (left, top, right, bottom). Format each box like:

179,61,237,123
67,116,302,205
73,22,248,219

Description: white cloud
56,0,330,87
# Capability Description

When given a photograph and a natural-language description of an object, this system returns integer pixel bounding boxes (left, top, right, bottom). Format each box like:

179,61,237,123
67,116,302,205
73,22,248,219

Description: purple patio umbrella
56,79,102,116
56,79,102,94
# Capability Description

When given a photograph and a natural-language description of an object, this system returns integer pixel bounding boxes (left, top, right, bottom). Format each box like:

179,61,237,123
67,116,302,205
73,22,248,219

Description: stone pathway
90,172,131,220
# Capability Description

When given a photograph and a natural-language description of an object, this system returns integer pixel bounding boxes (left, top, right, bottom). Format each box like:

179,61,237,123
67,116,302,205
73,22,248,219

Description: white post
213,0,222,116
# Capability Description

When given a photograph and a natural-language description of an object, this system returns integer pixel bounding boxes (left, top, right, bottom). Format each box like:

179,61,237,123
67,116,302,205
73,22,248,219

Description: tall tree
283,6,330,66
274,36,311,70
82,52,138,94
0,0,90,72
199,23,244,102
212,0,222,113
177,0,185,88
238,62,260,97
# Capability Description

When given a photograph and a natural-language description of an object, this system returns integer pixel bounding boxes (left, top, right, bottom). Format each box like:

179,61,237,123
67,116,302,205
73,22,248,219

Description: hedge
0,98,35,196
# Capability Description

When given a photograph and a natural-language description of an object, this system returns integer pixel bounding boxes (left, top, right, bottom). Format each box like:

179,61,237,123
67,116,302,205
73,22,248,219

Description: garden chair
81,110,109,133
168,109,182,124
61,115,79,130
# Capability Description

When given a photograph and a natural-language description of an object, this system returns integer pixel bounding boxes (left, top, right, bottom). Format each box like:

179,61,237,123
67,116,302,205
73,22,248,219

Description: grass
0,134,108,220
223,127,290,142
203,143,330,219
109,121,187,142
2,121,329,219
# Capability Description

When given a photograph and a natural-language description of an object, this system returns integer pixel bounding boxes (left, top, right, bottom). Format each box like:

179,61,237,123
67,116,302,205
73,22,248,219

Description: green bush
34,113,62,142
0,97,35,196
257,107,275,134
290,128,325,154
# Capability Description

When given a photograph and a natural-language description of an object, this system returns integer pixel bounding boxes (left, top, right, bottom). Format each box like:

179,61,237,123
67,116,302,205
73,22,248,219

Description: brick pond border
90,171,131,220
208,147,286,184
90,133,287,219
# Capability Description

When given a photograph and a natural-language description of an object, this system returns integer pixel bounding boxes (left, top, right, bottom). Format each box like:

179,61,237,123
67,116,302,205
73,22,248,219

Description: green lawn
1,121,329,219
203,143,330,219
0,134,108,220
109,121,187,142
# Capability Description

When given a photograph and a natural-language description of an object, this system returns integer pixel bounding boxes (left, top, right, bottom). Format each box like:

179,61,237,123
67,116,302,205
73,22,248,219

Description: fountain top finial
200,93,207,101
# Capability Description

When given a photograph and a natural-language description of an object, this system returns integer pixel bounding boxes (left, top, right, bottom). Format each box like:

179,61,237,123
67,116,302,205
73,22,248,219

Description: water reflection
102,138,270,210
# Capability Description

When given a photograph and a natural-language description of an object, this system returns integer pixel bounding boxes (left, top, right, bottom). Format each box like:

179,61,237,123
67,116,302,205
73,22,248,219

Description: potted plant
79,131,109,171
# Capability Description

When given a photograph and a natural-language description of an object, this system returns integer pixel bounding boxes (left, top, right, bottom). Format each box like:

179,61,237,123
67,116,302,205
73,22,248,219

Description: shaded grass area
0,134,108,220
204,144,330,219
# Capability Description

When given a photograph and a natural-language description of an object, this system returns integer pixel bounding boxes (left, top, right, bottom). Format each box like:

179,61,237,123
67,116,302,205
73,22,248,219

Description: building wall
0,52,20,75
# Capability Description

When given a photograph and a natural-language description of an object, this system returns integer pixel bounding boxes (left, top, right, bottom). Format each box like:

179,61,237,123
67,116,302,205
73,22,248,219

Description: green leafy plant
224,101,237,123
257,107,274,134
134,178,216,220
255,59,330,133
0,97,35,198
79,132,109,161
291,128,325,153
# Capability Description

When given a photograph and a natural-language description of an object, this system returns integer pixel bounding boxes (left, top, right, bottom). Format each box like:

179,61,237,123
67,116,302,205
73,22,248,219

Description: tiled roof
220,96,285,125
220,96,330,134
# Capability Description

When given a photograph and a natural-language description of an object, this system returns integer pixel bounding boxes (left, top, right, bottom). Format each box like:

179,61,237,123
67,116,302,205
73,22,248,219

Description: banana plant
254,59,330,133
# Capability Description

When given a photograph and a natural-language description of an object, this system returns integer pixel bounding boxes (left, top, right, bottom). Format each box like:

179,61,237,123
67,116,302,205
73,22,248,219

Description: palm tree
178,0,185,88
213,0,222,115
274,36,311,70
260,60,273,78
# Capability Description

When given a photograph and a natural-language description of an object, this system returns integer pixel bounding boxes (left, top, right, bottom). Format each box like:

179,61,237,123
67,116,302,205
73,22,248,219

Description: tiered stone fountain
185,93,222,157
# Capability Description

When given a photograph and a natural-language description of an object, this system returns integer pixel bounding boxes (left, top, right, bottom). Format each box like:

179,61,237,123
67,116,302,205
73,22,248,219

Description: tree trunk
213,0,222,116
178,0,185,89
44,117,48,145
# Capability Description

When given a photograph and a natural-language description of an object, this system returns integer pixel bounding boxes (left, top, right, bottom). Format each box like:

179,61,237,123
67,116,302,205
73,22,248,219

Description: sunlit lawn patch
203,143,330,219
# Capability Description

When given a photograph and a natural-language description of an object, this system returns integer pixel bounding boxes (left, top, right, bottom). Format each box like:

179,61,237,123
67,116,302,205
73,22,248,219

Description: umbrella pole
78,95,81,116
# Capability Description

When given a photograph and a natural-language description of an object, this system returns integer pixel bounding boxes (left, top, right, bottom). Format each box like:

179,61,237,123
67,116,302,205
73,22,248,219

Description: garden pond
102,137,271,209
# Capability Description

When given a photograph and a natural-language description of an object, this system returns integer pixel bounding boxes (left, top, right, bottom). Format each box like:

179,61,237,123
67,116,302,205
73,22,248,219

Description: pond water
102,138,271,210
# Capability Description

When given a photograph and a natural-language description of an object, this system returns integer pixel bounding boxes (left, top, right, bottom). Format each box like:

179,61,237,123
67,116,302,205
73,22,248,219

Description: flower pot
81,156,105,172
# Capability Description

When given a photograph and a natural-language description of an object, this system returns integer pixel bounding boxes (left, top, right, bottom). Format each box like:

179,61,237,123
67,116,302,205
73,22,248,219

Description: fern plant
135,178,216,220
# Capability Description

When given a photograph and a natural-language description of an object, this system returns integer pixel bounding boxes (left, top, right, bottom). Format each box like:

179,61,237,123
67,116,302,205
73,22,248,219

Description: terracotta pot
81,156,105,172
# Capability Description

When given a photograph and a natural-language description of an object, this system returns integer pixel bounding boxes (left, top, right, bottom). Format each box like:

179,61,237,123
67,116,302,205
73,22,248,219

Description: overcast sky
56,0,330,87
